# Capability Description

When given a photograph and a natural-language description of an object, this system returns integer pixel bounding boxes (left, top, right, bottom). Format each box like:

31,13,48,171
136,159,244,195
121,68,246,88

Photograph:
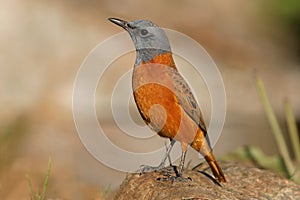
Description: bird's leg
178,149,187,177
158,139,176,168
161,143,191,182
177,142,188,177
140,139,175,173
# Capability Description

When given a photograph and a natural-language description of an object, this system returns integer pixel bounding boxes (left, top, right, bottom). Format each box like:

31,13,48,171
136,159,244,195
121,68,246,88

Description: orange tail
205,153,226,183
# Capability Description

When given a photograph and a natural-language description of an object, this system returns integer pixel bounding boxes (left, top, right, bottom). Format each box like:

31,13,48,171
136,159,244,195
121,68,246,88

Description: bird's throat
135,49,176,68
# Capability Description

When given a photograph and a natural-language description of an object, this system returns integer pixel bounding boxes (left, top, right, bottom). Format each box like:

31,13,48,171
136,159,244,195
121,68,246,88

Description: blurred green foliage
267,1,300,49
255,74,299,182
26,158,51,200
224,74,300,183
0,115,29,172
270,1,300,20
223,145,287,175
255,75,295,177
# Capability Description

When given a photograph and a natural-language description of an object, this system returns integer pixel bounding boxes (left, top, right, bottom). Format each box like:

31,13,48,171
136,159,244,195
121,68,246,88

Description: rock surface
114,162,300,200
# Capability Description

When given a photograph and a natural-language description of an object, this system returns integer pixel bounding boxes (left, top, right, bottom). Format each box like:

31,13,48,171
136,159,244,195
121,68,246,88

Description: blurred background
1,0,300,199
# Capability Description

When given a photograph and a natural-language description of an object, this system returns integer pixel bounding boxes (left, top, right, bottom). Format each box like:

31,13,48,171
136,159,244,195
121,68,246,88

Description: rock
114,162,300,200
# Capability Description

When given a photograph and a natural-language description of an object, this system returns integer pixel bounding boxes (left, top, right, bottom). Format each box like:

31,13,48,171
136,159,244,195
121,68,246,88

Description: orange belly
132,64,200,144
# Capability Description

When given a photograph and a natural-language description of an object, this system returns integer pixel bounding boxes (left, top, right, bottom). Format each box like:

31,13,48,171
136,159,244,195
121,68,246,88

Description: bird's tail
204,153,226,183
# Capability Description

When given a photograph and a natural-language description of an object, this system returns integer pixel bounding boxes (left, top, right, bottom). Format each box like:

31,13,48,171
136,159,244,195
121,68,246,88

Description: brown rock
114,162,300,200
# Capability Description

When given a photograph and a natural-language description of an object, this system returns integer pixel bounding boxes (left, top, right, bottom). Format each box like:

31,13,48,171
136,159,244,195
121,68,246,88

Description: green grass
101,184,112,199
0,115,29,172
255,74,300,182
284,99,300,164
224,75,300,183
26,158,51,200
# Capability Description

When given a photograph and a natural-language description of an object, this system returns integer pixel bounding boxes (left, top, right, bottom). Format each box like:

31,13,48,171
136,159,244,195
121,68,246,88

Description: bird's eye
140,29,149,36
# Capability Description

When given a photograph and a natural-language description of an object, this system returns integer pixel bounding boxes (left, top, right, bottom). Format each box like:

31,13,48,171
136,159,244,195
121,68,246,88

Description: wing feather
166,68,207,134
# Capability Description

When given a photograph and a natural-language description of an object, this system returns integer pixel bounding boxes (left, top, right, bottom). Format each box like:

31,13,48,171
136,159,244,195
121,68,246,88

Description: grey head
108,18,171,65
108,18,171,52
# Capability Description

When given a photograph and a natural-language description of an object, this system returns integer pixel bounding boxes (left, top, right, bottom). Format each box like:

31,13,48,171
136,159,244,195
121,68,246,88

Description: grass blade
255,75,294,176
284,99,300,164
41,158,51,200
26,174,35,200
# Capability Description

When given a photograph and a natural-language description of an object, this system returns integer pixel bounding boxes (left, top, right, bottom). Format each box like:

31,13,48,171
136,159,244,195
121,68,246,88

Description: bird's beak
108,18,133,31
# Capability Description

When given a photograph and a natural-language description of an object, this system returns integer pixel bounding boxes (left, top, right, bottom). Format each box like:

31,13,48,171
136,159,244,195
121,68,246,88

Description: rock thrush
108,18,226,183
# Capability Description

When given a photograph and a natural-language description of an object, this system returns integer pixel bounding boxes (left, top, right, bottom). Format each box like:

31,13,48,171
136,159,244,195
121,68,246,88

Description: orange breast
142,52,176,68
132,63,199,144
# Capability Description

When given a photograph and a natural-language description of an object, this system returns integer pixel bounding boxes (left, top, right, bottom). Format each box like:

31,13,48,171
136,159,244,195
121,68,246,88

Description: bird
108,17,226,183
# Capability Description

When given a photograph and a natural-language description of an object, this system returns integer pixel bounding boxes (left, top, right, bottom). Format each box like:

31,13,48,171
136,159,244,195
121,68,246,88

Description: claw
139,164,165,174
156,167,192,182
139,140,176,174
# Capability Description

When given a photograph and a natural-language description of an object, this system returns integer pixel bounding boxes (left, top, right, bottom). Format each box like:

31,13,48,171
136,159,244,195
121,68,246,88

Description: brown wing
165,67,207,134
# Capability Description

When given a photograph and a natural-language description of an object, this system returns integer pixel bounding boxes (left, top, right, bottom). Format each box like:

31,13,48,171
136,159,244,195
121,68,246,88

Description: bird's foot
139,165,192,182
156,172,192,182
139,164,165,174
156,165,192,182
